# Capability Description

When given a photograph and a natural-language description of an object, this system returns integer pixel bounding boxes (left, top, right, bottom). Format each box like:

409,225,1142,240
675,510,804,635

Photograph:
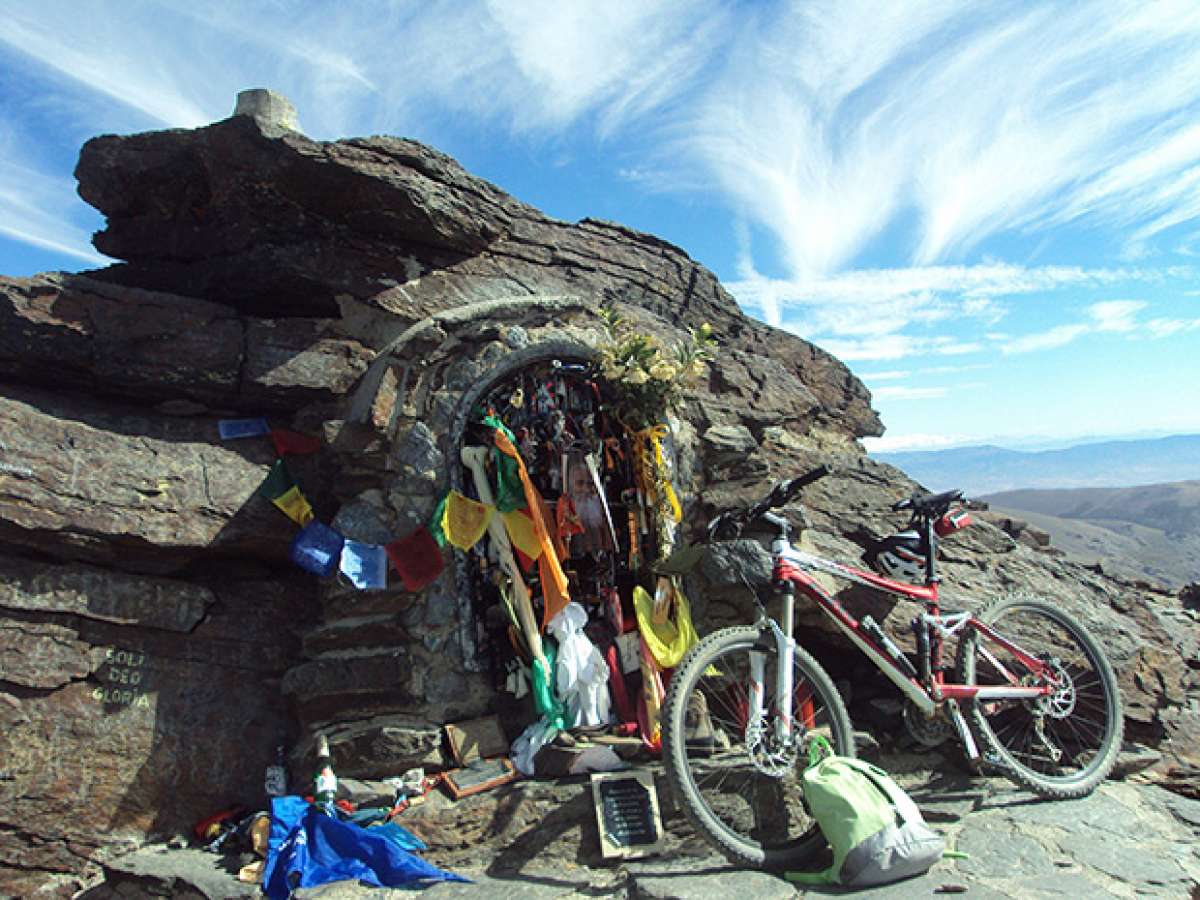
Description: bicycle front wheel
662,625,854,870
956,595,1123,798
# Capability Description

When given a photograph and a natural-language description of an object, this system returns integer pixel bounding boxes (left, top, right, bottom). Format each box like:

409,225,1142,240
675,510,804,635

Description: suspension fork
748,583,798,745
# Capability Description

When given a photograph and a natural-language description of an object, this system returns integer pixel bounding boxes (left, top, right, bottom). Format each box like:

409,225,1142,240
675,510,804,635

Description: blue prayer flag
291,522,345,577
218,418,271,439
339,541,388,589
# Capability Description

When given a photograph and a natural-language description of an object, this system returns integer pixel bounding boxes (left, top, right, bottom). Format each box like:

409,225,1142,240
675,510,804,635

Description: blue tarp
262,802,467,897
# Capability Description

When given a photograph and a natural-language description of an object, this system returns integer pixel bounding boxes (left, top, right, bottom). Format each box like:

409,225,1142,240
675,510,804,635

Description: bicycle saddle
893,488,963,517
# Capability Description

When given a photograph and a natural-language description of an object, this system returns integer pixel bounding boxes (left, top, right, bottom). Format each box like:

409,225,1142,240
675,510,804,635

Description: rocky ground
77,751,1200,899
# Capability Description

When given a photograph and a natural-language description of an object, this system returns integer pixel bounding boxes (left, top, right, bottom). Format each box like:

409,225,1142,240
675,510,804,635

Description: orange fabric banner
493,428,571,628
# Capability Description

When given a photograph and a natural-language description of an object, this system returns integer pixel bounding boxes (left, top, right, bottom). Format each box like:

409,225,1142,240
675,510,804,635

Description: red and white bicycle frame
752,534,1059,761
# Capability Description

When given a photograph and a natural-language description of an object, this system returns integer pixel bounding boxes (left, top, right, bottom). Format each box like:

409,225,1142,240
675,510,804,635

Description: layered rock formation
1,93,1196,896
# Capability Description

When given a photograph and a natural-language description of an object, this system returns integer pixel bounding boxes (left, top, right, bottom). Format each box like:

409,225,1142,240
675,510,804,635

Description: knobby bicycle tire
955,595,1123,798
662,625,854,870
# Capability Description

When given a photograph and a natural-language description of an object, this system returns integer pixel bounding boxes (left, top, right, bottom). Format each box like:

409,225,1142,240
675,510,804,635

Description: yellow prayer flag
443,490,493,551
500,509,543,562
634,425,682,523
272,485,315,525
633,582,700,670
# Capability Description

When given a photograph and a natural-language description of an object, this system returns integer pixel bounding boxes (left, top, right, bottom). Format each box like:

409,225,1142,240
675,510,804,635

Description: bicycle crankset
903,699,952,747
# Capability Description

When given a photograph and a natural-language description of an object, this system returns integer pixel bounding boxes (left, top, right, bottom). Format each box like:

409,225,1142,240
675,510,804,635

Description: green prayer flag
482,414,524,513
428,493,448,547
258,459,295,500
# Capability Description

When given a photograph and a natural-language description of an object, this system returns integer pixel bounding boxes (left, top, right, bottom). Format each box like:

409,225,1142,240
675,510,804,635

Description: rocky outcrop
1,273,373,411
1,93,1196,896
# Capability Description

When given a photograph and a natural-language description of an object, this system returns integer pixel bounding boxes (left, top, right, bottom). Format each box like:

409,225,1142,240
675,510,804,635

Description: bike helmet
874,529,927,582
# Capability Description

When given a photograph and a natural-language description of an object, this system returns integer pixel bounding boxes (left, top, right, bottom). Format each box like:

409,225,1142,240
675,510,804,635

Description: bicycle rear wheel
662,625,853,870
956,595,1123,798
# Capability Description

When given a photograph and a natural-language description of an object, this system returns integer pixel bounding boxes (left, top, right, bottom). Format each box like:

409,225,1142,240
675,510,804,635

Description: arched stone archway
446,340,600,670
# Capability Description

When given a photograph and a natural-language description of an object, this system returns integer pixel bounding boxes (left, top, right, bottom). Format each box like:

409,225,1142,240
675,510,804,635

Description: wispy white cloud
997,297,1198,351
1145,317,1200,338
872,386,948,401
1001,323,1090,354
727,262,1184,362
0,128,105,265
1,4,219,128
924,363,991,376
672,1,1200,276
862,432,973,453
815,334,983,362
726,261,1155,328
1087,300,1146,333
482,0,728,137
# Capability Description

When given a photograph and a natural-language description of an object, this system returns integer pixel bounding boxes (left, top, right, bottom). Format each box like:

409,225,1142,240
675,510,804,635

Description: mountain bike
661,465,1123,870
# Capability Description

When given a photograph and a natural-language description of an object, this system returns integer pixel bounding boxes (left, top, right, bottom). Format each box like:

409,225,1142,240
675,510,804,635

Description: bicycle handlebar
707,464,832,540
891,487,965,516
746,464,832,520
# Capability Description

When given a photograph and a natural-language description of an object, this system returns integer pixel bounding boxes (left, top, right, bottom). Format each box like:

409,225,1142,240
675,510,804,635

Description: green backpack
787,737,945,888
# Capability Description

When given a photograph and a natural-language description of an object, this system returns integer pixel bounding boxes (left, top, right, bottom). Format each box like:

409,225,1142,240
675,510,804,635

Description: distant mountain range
982,480,1200,588
875,434,1200,495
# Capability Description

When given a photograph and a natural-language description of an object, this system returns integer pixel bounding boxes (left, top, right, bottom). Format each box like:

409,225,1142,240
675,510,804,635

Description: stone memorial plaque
590,769,664,858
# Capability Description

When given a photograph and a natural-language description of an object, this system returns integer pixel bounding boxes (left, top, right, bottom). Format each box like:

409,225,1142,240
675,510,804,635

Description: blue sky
2,1,1199,451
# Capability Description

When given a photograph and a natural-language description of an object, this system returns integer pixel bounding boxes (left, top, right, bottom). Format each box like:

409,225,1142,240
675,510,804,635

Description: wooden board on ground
443,757,519,799
444,715,509,766
590,769,664,859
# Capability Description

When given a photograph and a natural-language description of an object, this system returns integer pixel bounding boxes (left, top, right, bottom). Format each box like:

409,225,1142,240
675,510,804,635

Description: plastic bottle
313,734,337,815
264,744,287,798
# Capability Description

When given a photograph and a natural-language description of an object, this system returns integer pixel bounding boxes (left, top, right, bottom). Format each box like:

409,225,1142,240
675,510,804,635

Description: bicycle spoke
664,627,853,865
958,599,1121,795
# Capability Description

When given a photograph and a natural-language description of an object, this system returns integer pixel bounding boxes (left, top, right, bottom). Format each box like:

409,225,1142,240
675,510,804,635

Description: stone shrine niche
446,338,678,718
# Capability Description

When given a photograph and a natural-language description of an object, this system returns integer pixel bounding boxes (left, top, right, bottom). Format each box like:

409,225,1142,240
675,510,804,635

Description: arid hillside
985,480,1200,588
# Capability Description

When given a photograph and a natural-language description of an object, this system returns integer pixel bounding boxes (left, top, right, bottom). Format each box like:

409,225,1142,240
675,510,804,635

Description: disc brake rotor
744,718,799,777
1038,657,1076,719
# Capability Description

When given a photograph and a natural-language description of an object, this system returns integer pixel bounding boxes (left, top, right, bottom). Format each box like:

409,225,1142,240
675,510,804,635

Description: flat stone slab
630,863,793,900
77,773,1200,899
86,845,259,899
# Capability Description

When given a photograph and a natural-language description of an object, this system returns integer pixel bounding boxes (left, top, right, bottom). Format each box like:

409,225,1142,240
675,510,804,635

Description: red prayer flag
514,546,535,572
271,429,322,456
385,527,445,591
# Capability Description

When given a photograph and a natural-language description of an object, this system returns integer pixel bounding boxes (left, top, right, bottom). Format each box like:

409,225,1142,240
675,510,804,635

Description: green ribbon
531,643,565,730
482,414,524,513
806,733,835,768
